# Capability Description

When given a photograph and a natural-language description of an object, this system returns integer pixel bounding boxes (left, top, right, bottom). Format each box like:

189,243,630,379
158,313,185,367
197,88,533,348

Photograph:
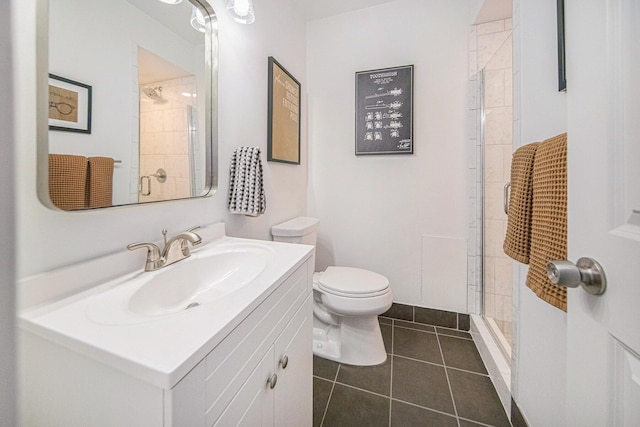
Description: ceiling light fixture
158,0,183,4
226,0,255,24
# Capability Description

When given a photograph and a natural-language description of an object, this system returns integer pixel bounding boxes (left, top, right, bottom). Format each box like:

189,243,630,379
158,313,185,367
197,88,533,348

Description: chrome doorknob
546,257,607,295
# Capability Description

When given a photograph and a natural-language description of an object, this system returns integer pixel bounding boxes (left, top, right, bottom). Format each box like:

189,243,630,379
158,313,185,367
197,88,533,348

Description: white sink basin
84,240,274,325
128,243,272,316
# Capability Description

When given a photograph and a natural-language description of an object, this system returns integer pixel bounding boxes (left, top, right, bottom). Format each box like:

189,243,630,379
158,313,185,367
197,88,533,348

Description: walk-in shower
474,20,514,360
467,18,514,413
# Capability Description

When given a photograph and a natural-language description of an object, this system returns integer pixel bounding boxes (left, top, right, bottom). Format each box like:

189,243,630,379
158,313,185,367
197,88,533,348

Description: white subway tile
484,145,505,183
484,69,506,108
485,34,513,71
477,31,510,70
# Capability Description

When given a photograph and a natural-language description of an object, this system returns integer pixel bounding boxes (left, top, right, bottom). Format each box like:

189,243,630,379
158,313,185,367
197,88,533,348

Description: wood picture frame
48,74,92,133
355,65,414,155
267,57,301,164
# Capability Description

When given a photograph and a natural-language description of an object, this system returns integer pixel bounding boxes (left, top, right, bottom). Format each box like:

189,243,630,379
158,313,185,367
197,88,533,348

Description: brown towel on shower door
525,133,568,312
48,154,88,211
503,142,539,263
87,157,115,208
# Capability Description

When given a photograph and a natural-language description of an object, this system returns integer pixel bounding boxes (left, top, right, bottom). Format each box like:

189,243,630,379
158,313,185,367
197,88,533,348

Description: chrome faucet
127,226,202,271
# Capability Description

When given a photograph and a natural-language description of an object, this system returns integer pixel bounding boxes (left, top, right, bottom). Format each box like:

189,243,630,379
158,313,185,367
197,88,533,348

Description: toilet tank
271,217,319,246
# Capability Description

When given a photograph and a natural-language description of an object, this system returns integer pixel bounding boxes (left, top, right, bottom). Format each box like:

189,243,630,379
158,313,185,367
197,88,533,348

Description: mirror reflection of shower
137,46,200,202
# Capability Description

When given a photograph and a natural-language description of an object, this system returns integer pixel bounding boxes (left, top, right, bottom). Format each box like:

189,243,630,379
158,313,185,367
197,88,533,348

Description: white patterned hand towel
228,146,266,216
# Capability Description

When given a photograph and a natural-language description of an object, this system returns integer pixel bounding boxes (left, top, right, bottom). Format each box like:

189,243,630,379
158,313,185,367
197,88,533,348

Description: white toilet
271,217,393,366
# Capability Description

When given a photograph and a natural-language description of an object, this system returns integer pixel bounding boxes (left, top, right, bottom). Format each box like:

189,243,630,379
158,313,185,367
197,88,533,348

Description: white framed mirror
39,0,218,210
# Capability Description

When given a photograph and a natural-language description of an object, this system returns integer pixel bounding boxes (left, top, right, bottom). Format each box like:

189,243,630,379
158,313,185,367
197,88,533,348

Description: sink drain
185,302,200,310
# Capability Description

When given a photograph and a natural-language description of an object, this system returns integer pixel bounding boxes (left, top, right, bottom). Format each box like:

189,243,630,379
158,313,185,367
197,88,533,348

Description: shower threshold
470,314,511,415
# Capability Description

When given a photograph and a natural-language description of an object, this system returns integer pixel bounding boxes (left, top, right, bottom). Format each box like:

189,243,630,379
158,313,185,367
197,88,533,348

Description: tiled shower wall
467,19,513,339
139,76,197,202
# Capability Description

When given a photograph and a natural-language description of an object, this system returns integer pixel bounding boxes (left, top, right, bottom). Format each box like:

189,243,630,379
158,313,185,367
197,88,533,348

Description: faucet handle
127,242,164,271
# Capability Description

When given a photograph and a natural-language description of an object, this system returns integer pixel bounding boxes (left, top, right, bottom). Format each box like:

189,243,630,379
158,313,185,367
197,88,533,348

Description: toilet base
312,315,387,366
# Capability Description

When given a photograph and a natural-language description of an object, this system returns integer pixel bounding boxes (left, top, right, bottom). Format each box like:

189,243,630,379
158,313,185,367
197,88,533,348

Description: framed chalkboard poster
267,56,301,164
355,65,413,155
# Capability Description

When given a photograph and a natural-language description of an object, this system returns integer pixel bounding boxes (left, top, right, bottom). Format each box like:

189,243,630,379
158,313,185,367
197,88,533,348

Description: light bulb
226,0,255,24
234,0,250,16
190,6,207,33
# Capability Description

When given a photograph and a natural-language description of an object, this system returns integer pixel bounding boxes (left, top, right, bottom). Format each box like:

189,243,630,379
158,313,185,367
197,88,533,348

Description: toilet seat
315,267,389,298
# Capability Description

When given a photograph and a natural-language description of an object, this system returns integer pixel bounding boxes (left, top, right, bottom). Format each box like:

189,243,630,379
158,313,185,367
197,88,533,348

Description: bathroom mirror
41,0,218,210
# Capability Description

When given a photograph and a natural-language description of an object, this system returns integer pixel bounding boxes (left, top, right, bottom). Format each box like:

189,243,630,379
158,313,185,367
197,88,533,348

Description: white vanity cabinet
172,260,313,426
211,296,312,426
20,252,313,427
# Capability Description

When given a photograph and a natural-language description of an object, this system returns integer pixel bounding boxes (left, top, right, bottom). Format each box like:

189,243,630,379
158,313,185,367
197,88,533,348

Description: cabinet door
274,295,313,427
214,346,275,427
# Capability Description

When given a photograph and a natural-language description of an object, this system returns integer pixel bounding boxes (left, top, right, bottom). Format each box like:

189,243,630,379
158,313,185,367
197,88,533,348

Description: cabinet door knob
267,373,278,389
279,355,289,370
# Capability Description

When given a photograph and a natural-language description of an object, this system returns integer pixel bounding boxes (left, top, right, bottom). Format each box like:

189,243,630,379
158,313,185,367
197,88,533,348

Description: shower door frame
478,69,512,362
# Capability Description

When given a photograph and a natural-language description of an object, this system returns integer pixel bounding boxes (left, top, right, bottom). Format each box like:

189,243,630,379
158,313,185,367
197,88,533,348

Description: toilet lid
317,266,389,295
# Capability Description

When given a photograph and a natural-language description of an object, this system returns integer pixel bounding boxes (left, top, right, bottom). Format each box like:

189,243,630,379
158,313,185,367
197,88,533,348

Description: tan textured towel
48,154,88,211
503,142,539,263
526,133,568,312
87,157,114,208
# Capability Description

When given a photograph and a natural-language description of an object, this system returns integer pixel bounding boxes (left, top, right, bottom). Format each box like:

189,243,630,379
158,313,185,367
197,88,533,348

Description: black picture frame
355,65,414,155
557,0,567,92
48,74,92,133
267,57,301,165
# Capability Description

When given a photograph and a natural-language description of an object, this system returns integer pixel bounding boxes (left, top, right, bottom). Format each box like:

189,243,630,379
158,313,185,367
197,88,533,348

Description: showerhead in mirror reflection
41,0,218,211
141,86,167,104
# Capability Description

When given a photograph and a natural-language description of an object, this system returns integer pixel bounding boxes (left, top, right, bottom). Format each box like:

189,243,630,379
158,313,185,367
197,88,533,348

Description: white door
565,0,640,425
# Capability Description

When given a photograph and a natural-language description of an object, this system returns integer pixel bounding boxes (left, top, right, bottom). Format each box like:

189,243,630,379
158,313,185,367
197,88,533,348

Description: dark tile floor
313,317,511,427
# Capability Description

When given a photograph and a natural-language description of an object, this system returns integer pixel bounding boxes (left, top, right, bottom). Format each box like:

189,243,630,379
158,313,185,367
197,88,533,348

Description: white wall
0,1,16,424
14,0,307,277
307,0,481,309
511,0,567,424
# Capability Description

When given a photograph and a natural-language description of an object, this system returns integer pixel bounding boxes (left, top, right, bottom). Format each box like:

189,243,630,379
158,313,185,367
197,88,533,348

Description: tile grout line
389,397,461,420
388,319,394,427
435,331,462,427
328,379,461,420
394,324,474,341
331,380,392,400
392,352,490,378
319,364,341,427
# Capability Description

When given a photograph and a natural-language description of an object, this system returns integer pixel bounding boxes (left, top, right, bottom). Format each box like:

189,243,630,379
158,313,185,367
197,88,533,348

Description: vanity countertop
18,224,314,389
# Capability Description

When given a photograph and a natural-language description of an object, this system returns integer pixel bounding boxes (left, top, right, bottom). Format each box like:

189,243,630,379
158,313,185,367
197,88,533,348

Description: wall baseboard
381,302,470,331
